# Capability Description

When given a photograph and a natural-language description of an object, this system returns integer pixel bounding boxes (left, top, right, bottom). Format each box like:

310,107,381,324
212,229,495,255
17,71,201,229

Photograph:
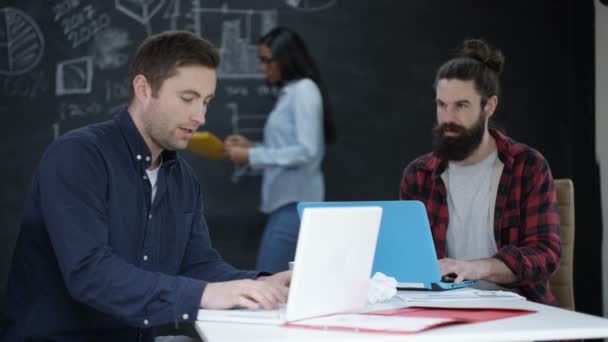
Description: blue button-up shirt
249,78,325,213
1,109,259,341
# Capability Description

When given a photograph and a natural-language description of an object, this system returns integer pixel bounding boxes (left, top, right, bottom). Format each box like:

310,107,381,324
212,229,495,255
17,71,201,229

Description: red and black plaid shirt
400,129,561,305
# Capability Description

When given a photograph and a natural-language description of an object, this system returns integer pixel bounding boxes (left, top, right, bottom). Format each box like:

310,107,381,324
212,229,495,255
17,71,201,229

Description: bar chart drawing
194,4,277,79
160,2,277,79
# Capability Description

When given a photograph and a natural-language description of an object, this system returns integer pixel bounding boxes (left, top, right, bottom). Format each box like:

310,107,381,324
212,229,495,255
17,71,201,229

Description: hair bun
458,39,504,74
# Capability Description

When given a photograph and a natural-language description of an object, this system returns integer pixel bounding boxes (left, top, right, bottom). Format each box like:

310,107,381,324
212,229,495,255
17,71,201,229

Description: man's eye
181,97,194,103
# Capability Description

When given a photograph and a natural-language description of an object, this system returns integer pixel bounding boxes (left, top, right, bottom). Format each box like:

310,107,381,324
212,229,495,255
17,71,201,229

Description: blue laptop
296,200,477,291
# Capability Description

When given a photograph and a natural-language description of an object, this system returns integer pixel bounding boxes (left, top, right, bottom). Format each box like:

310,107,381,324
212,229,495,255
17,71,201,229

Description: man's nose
192,110,205,126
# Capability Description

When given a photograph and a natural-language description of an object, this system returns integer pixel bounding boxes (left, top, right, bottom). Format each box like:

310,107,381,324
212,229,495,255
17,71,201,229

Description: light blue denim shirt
249,78,325,213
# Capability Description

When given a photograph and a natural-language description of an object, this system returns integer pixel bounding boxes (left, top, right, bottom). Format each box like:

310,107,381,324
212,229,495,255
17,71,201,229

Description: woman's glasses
259,56,275,64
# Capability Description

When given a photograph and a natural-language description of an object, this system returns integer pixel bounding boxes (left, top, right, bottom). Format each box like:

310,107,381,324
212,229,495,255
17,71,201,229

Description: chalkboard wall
1,0,600,314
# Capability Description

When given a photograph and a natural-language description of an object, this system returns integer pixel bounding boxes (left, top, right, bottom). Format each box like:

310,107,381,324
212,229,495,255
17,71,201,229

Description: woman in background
225,27,336,273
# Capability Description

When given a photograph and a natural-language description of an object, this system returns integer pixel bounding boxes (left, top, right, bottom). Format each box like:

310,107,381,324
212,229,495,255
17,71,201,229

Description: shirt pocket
158,212,196,273
498,212,521,245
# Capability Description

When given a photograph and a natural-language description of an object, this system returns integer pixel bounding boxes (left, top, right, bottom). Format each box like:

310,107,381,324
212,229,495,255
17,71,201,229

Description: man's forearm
476,258,518,284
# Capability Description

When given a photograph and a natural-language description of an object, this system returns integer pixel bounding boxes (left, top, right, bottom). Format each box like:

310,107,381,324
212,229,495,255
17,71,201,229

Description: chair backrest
550,179,575,310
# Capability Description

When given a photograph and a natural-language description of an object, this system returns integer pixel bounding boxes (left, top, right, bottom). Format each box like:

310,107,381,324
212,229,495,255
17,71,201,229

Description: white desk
195,290,608,341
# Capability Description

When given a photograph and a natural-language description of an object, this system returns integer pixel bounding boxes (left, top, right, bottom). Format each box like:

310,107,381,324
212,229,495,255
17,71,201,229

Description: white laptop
197,206,383,325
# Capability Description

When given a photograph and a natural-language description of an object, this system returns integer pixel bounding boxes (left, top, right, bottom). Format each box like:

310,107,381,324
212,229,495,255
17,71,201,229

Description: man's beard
432,112,486,161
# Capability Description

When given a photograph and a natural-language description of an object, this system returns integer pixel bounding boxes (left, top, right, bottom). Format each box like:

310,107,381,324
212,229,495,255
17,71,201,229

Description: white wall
596,0,608,318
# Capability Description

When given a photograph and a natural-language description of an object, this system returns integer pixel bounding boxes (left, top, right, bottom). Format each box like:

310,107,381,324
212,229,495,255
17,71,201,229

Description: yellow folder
187,131,226,159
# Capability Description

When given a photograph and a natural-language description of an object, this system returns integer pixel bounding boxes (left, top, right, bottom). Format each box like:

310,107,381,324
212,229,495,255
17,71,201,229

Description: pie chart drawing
0,7,45,76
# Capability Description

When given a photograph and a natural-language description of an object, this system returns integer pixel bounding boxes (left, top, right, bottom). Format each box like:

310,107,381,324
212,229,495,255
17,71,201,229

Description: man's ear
484,95,498,119
132,75,151,105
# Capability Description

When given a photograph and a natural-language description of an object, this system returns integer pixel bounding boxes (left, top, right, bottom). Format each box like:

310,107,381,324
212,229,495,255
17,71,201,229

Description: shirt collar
115,107,177,170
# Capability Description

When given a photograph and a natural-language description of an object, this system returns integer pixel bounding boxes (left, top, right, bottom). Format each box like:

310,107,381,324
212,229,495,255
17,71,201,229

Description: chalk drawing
284,0,337,12
53,101,123,139
159,2,277,79
226,102,266,182
56,4,111,48
115,0,166,35
104,78,130,102
53,0,81,22
200,5,276,79
0,7,45,76
56,56,94,95
91,28,131,70
57,101,102,120
225,85,249,97
163,0,201,35
1,70,48,98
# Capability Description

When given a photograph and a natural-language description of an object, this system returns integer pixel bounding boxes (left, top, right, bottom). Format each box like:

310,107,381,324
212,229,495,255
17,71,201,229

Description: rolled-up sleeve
492,155,561,284
249,79,323,168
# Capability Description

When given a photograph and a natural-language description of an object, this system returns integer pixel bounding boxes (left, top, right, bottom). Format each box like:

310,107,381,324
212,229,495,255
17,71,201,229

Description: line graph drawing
228,102,266,141
284,0,337,12
0,7,45,76
226,102,266,182
115,0,166,35
56,56,94,95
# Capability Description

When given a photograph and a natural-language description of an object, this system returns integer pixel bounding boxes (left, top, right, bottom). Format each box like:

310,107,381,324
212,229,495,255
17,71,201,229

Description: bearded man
399,39,561,305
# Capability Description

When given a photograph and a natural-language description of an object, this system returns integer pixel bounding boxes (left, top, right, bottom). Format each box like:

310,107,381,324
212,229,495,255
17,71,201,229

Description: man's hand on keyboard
200,278,289,310
257,270,291,287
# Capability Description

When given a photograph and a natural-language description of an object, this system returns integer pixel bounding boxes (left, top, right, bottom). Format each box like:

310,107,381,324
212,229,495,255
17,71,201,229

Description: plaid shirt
400,129,561,305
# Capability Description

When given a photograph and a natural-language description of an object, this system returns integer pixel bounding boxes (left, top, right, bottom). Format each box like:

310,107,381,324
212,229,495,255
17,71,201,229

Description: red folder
283,307,535,334
369,306,535,323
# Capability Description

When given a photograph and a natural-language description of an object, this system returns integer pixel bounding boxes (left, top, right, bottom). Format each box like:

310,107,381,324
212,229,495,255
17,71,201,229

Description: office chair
550,178,575,310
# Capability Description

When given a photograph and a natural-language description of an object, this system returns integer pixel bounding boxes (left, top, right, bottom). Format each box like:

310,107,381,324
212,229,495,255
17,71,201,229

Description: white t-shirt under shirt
146,165,160,203
445,151,498,261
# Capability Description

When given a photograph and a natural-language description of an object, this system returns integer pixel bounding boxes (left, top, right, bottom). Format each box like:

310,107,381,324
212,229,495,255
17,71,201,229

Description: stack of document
397,289,527,309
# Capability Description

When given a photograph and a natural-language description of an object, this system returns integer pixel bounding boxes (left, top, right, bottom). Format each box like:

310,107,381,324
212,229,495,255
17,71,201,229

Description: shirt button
143,319,149,325
136,155,142,160
148,214,152,219
143,175,148,180
143,255,148,261
145,156,151,162
182,313,189,320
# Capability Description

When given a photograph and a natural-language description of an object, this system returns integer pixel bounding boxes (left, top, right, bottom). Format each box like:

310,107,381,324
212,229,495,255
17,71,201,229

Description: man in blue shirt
1,31,290,341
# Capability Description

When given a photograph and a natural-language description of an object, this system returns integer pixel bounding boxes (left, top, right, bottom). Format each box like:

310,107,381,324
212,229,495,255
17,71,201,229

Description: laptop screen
297,201,444,287
286,206,383,321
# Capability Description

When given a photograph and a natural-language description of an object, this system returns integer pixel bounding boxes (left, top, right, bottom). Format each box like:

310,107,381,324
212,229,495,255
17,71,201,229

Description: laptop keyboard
197,304,287,324
226,303,286,319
